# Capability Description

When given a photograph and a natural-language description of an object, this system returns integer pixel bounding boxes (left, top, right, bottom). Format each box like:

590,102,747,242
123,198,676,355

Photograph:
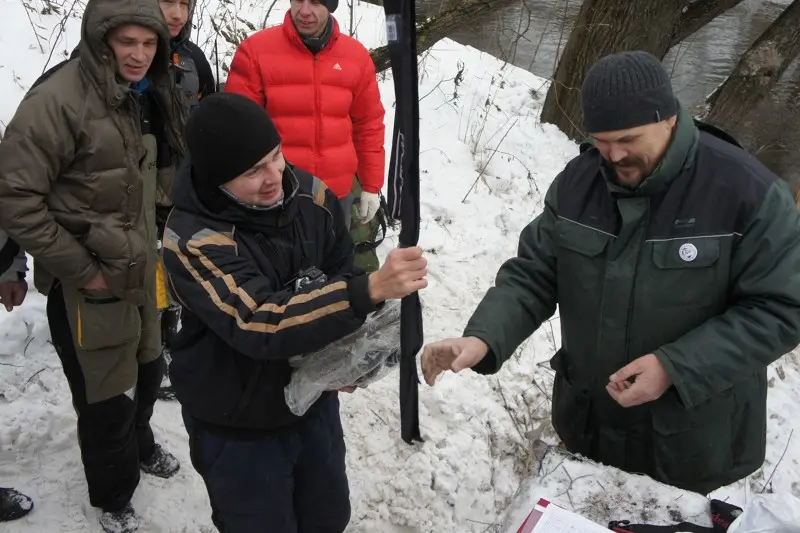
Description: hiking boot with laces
140,443,180,478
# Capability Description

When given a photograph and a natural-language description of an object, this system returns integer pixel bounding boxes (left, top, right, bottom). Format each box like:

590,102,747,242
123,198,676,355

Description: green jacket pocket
650,388,733,492
76,289,141,351
550,349,594,457
648,238,722,308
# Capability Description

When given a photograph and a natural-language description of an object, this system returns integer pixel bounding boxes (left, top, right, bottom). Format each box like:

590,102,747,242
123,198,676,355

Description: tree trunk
540,0,684,140
368,0,517,72
703,0,800,132
540,0,745,141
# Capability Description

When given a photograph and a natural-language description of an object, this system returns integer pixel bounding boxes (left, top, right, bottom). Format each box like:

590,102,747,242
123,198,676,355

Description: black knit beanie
580,50,678,133
185,92,282,191
322,0,338,12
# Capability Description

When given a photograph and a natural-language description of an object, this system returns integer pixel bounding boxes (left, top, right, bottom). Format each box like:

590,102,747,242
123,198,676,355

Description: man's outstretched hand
421,336,489,386
607,353,672,408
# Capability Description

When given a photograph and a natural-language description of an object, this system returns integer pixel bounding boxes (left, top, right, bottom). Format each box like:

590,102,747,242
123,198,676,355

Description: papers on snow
517,498,609,533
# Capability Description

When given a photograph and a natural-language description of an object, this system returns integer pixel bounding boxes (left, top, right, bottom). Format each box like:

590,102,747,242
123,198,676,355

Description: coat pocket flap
651,388,731,435
79,288,122,305
554,219,613,257
651,238,720,269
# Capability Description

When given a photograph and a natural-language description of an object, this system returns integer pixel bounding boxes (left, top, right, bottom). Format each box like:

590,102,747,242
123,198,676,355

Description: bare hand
606,353,672,407
421,336,489,386
83,272,108,291
367,246,428,303
0,280,28,311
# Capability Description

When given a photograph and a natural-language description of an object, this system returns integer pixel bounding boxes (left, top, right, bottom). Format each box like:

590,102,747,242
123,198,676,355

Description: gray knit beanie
580,50,678,133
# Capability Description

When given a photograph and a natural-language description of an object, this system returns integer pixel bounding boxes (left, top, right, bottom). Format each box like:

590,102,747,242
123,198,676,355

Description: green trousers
346,177,382,273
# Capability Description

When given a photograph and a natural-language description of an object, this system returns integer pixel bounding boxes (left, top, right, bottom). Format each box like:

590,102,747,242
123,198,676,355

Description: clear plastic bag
727,493,800,533
284,300,402,416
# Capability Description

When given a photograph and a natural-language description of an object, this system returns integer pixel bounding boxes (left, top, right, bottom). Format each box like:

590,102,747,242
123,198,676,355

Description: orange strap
156,260,169,310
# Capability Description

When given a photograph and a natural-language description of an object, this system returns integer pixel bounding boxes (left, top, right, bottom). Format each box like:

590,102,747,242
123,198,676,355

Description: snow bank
1,1,799,532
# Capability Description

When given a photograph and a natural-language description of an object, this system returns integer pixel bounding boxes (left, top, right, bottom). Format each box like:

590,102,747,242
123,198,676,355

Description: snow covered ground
1,0,799,532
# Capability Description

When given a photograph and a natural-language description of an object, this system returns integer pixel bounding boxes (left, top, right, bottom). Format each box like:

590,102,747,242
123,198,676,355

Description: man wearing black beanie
422,50,800,496
162,92,427,533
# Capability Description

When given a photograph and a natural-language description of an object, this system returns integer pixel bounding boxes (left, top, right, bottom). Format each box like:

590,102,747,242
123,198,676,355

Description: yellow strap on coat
77,304,84,348
156,261,169,310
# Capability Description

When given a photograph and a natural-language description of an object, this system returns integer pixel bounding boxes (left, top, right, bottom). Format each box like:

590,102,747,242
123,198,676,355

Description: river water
424,0,799,186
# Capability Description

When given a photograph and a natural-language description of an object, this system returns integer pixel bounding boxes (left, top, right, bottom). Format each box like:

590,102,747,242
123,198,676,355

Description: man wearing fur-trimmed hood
0,0,185,531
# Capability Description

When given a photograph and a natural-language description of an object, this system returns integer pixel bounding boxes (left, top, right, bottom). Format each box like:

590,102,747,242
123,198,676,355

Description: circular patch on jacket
679,242,698,262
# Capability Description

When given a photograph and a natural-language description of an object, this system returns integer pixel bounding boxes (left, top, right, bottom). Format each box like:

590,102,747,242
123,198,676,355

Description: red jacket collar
281,10,340,54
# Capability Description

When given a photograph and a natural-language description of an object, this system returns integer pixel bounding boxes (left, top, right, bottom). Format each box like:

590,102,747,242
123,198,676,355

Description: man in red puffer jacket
225,0,386,269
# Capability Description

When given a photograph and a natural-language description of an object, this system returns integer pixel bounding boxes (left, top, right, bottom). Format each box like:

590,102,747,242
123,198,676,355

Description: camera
293,267,327,293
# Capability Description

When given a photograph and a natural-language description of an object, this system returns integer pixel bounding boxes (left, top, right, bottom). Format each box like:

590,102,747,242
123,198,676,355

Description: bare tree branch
670,0,747,47
367,0,517,72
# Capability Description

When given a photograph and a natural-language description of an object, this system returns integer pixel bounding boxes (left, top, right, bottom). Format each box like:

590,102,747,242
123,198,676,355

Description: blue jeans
183,395,350,533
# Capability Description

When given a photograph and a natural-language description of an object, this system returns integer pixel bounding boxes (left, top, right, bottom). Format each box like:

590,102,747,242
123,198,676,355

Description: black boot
99,503,139,533
140,443,180,479
156,305,181,401
0,487,33,522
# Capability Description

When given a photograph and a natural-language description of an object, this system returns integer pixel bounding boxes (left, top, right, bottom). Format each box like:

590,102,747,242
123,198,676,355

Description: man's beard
601,155,650,188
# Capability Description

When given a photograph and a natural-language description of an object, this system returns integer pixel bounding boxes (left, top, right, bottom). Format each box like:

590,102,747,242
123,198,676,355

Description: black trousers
183,395,351,533
47,283,165,512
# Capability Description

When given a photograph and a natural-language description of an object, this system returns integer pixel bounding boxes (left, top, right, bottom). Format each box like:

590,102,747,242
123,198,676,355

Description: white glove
356,191,381,223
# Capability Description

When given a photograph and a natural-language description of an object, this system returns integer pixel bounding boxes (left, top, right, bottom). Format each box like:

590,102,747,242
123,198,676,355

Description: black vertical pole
383,0,423,444
214,36,221,93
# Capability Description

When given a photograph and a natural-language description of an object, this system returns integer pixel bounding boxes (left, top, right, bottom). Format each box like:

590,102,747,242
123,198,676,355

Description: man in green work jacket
421,50,800,495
